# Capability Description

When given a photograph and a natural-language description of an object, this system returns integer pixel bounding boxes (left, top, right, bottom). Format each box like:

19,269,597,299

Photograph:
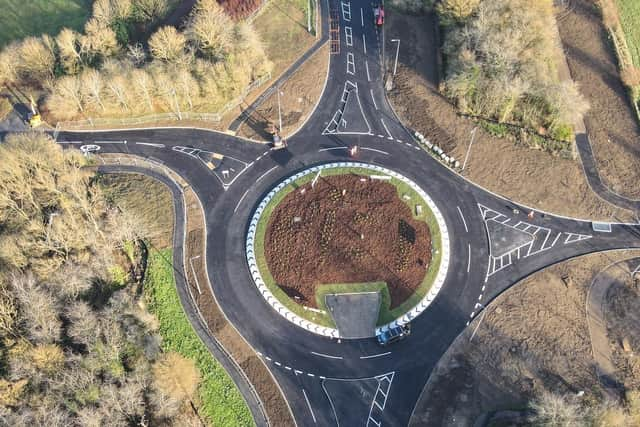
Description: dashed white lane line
95,140,127,144
360,7,364,26
319,146,348,152
377,134,385,138
363,33,367,54
361,147,389,155
311,351,343,360
307,373,316,377
135,142,165,148
275,361,282,366
380,118,393,139
234,188,251,213
467,243,471,273
303,389,317,424
256,165,278,183
365,60,371,82
370,89,378,109
457,206,469,232
360,351,391,359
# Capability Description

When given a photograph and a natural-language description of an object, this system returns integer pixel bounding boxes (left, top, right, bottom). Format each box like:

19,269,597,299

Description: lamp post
277,85,283,133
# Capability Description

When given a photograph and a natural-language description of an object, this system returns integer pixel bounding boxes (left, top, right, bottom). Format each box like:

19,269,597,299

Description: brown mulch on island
264,174,432,308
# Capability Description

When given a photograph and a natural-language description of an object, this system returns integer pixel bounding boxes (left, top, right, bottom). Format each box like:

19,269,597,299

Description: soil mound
264,174,432,308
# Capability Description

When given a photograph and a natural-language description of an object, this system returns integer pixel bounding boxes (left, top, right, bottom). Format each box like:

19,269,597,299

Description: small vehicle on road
376,323,410,346
80,144,101,154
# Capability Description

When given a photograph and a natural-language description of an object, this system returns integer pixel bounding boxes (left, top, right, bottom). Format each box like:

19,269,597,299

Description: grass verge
0,0,92,47
252,0,315,75
253,167,442,327
144,248,253,427
616,0,640,68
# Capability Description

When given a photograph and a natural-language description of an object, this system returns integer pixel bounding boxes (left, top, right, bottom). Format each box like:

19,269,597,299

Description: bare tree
133,0,170,22
81,69,106,112
149,26,187,62
17,36,55,82
186,0,234,60
66,301,100,347
131,68,155,111
9,273,61,344
82,18,119,62
56,28,83,74
127,43,147,66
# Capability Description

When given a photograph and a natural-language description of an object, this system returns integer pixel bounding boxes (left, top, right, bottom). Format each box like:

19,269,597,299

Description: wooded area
0,133,206,425
437,0,589,142
0,0,271,122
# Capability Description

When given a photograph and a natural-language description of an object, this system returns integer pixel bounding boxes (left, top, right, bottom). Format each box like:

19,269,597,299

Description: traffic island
246,162,451,338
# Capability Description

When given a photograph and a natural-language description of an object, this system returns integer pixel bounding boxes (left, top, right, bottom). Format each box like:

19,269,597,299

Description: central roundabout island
246,163,450,338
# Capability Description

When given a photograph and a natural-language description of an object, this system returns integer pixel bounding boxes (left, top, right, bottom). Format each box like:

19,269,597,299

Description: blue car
376,324,411,346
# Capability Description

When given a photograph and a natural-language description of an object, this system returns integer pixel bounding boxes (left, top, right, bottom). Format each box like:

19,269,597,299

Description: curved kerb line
246,162,451,338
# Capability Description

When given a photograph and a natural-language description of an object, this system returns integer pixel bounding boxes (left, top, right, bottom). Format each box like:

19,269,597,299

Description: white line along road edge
245,162,451,338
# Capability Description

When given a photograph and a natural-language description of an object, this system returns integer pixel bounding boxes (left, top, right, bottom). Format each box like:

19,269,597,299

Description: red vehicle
375,5,384,26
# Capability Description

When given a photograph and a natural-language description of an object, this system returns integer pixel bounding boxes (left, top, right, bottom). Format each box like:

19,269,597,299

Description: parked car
376,323,410,346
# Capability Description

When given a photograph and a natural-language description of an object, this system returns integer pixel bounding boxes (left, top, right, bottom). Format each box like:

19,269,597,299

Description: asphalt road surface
54,0,640,425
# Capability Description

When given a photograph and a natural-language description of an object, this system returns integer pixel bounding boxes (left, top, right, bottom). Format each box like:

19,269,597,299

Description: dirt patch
385,10,633,221
264,175,431,308
605,266,640,390
409,250,640,426
557,0,640,200
218,0,263,20
238,43,329,140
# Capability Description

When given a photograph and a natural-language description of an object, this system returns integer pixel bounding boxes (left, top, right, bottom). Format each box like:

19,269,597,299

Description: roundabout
246,162,450,338
53,0,640,423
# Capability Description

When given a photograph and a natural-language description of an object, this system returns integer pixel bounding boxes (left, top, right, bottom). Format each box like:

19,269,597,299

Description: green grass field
0,0,92,47
253,167,442,327
616,0,640,67
144,248,253,427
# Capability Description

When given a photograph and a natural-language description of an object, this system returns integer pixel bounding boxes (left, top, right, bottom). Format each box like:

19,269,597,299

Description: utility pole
391,39,400,77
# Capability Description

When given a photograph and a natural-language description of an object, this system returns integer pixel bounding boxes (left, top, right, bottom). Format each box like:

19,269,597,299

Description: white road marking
135,142,165,148
360,351,391,359
370,89,378,109
377,134,385,138
345,26,353,46
319,146,348,152
234,190,250,213
365,60,371,81
380,118,393,139
302,389,317,424
341,1,351,21
57,140,83,144
360,7,364,26
311,351,343,360
469,309,487,342
275,361,282,366
467,244,471,273
96,140,127,144
363,33,367,54
285,366,292,370
457,206,469,232
256,165,278,183
347,52,355,75
307,373,315,377
294,369,303,375
361,147,389,155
